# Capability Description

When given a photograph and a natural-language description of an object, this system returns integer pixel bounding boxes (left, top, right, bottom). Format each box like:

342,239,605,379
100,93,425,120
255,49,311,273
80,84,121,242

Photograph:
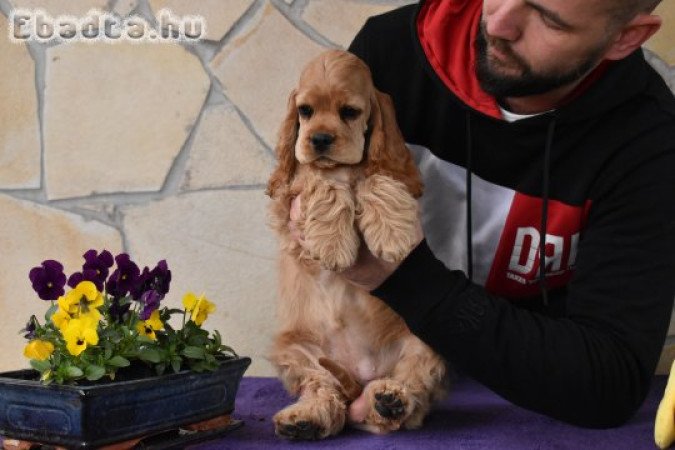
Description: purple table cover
0,376,666,449
194,375,667,449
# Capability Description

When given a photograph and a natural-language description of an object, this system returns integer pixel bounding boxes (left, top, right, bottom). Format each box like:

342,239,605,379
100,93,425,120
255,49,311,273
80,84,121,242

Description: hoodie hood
414,0,653,123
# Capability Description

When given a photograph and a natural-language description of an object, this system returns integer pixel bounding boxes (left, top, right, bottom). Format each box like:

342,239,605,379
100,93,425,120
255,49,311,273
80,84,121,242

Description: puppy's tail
319,357,363,402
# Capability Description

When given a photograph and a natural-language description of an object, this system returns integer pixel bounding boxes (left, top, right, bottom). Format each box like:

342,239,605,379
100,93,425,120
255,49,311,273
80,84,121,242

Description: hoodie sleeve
350,16,675,429
371,149,675,428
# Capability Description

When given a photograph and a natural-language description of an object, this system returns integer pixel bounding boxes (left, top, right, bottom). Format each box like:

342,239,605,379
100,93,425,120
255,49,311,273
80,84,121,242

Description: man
291,0,675,428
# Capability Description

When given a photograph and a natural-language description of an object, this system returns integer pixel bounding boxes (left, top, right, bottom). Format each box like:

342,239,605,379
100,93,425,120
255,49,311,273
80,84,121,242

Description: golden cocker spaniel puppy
266,49,448,440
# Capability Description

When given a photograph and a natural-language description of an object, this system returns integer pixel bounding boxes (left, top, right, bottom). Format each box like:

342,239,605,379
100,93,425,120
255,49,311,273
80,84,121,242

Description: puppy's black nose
311,133,335,153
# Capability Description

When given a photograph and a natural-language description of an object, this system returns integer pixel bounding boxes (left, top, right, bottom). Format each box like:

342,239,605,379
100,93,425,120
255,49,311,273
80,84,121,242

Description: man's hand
289,195,423,291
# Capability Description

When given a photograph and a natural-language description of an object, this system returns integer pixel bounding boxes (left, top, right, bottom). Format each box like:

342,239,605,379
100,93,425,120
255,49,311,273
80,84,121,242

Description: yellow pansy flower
58,281,104,317
23,339,54,361
51,307,72,332
182,292,216,326
63,317,99,356
136,310,164,341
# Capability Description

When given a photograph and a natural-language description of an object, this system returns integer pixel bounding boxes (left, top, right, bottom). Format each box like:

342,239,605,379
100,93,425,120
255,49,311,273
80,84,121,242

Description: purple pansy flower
150,260,171,296
131,260,171,301
68,269,103,291
82,249,114,287
22,317,37,340
29,260,66,301
106,253,140,298
139,290,161,320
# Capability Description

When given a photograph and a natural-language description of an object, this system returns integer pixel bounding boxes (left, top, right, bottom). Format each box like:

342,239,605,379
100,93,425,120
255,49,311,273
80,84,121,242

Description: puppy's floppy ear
366,89,423,198
266,89,299,198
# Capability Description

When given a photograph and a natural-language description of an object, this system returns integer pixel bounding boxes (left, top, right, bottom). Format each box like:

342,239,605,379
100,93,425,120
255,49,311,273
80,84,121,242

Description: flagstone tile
0,14,40,189
44,41,210,199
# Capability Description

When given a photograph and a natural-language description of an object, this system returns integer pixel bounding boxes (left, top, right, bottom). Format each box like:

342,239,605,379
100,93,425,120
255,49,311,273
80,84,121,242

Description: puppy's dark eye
298,105,313,118
339,106,361,121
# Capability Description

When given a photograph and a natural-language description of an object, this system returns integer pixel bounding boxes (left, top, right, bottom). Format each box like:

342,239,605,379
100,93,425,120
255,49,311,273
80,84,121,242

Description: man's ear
603,14,662,61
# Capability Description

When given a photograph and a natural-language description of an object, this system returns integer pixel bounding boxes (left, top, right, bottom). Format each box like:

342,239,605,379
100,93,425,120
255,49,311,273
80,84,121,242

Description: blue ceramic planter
0,356,251,448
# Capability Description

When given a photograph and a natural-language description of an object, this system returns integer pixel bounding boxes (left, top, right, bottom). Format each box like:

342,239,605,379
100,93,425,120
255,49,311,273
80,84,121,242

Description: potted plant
0,250,251,448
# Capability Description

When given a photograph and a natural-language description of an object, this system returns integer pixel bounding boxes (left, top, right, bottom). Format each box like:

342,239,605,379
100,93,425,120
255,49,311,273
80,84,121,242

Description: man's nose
484,0,522,42
311,133,335,153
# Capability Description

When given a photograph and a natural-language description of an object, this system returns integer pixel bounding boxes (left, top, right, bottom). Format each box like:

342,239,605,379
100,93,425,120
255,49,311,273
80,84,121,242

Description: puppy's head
267,50,422,199
267,50,372,197
294,50,373,168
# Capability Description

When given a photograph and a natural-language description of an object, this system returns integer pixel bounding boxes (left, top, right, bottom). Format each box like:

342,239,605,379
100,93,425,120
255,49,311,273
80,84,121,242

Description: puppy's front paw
303,182,359,272
274,398,346,440
354,379,410,434
305,228,359,272
356,175,419,263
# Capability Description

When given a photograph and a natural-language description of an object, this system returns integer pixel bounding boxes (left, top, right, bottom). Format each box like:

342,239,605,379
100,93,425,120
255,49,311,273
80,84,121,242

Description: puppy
266,49,448,439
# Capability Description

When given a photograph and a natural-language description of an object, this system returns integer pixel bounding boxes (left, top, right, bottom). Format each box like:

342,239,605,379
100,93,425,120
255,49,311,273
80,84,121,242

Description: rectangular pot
0,356,251,448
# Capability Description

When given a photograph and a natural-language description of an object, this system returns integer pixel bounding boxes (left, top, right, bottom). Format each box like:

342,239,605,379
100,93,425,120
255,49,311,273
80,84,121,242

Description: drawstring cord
464,109,555,307
539,117,556,307
465,111,474,283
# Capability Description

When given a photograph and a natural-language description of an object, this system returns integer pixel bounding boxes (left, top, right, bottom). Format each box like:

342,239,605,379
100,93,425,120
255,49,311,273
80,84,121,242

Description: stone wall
0,0,673,377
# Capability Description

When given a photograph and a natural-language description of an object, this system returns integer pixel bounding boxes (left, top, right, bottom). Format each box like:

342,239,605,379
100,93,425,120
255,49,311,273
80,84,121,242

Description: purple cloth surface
193,375,667,450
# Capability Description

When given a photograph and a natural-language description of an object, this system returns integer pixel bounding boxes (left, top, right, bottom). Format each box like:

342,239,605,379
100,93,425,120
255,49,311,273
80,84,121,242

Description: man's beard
474,23,605,99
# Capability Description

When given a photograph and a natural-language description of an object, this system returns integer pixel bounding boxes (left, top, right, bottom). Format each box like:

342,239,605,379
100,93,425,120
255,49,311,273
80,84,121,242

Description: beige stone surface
646,2,675,65
113,0,139,17
0,15,41,189
44,41,210,200
182,104,273,190
148,0,252,42
8,0,108,16
0,194,122,373
122,189,278,376
302,0,403,48
210,3,324,148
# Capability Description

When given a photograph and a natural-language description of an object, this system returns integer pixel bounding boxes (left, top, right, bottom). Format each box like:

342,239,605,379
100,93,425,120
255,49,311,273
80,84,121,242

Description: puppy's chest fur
286,164,408,384
310,270,406,385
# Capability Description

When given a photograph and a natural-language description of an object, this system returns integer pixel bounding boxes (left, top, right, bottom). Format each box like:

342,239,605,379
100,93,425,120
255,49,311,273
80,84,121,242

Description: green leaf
188,335,208,346
30,359,51,373
104,343,113,360
189,361,208,372
64,366,84,378
139,348,161,363
107,356,130,368
85,365,105,381
171,357,182,373
182,346,205,360
155,363,166,376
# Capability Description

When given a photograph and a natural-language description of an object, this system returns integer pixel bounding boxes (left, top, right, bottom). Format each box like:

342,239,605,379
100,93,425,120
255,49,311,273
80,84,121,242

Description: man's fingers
347,392,369,424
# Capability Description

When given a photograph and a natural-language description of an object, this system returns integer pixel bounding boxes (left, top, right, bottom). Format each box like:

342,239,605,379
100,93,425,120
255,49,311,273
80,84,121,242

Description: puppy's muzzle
311,133,335,154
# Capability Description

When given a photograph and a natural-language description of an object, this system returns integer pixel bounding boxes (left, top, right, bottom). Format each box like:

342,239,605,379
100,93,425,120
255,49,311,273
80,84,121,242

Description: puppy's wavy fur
267,50,447,439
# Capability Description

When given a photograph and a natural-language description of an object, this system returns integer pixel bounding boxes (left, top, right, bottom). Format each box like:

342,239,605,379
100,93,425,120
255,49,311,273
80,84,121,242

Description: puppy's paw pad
374,392,405,419
276,420,324,440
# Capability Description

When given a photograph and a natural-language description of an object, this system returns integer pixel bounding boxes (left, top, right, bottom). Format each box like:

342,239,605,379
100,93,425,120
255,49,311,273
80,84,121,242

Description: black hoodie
348,0,675,427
